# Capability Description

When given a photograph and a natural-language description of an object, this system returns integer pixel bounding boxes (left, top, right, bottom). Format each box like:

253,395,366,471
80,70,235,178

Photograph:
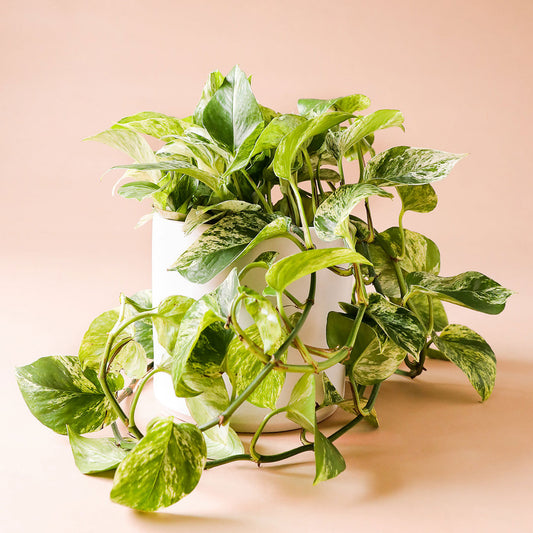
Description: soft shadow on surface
245,358,533,504
134,511,242,529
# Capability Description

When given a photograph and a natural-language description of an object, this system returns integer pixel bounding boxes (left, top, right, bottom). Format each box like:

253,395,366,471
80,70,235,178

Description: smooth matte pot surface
152,213,352,432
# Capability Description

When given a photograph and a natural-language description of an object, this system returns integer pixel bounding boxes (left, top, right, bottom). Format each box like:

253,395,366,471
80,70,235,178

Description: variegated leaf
251,114,306,156
110,418,206,512
314,183,393,241
405,271,512,315
433,324,496,401
15,356,123,434
297,94,370,117
365,146,466,185
286,373,316,432
397,184,438,213
313,431,346,484
112,111,186,139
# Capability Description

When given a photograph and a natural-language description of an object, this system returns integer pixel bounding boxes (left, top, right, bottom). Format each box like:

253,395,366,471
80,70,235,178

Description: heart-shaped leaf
110,417,206,511
286,373,316,432
433,324,496,401
397,184,438,213
313,431,346,484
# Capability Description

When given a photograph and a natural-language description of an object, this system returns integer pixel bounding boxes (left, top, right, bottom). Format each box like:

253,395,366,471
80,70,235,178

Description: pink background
2,1,532,531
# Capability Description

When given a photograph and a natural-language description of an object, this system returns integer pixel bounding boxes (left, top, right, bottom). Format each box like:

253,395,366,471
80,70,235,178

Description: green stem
303,149,317,214
398,208,406,259
128,367,167,435
290,182,313,249
199,273,317,432
249,407,286,461
350,377,373,416
241,169,272,214
315,155,325,198
286,184,301,226
337,157,346,186
426,295,434,334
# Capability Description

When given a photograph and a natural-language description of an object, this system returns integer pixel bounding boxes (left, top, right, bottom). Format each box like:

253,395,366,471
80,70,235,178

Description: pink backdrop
2,1,532,531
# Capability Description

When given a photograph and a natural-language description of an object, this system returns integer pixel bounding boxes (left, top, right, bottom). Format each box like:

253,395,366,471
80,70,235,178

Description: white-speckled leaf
241,286,284,354
339,110,404,156
225,325,286,409
297,94,370,117
251,114,306,156
110,340,147,379
266,248,370,292
365,293,426,357
286,374,316,432
15,356,123,434
273,112,352,181
408,293,449,332
365,146,466,185
434,324,496,401
185,377,244,460
67,427,130,474
313,431,346,485
112,111,187,139
110,417,206,512
396,184,438,213
314,183,393,241
405,271,513,315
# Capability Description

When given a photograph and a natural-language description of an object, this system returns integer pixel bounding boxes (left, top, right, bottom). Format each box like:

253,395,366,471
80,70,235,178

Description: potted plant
16,66,512,512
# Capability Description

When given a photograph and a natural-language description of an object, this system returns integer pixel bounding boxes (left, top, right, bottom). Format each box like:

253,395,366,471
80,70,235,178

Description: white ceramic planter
152,213,353,432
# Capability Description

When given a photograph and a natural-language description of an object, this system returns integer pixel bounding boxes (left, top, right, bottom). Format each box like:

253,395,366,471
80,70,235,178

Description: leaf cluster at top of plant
16,66,512,513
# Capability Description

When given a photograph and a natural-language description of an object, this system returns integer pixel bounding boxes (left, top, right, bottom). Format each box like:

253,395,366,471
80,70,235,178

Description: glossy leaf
405,271,512,315
408,293,448,332
126,290,154,360
251,114,306,156
67,427,129,474
286,373,316,432
434,324,496,401
365,293,426,356
153,295,195,357
202,65,263,153
113,111,186,139
185,378,244,460
339,110,404,156
297,94,370,117
241,286,284,354
85,128,157,165
397,184,438,213
110,340,147,379
222,122,264,177
110,417,206,511
117,181,159,200
193,70,225,125
170,212,289,283
273,112,352,181
314,183,393,241
266,248,370,292
321,373,344,407
365,146,466,185
313,431,346,484
15,356,123,434
225,325,286,409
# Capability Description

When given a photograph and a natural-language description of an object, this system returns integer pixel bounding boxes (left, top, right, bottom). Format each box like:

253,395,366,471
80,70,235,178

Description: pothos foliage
16,66,512,512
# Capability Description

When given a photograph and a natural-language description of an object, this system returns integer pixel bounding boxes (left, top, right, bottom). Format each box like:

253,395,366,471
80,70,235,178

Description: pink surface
2,1,532,531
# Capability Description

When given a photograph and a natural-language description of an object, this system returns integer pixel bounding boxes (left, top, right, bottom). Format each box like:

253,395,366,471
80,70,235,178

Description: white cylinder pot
152,213,353,433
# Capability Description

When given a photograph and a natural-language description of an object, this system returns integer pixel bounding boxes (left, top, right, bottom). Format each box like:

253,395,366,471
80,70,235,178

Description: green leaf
222,122,264,177
170,212,290,284
339,110,404,156
113,161,220,192
286,374,316,432
365,293,426,356
15,356,123,434
314,183,393,241
194,70,225,125
153,295,195,358
126,290,154,359
326,315,406,385
251,114,306,157
365,146,466,185
273,112,352,181
313,431,346,485
110,417,206,511
405,271,512,315
79,310,121,370
297,94,370,117
85,128,157,165
117,181,160,200
67,427,129,474
425,347,448,360
265,248,370,292
110,340,147,379
202,65,263,153
240,286,284,354
433,324,496,401
408,293,448,332
225,325,286,409
113,111,186,139
397,184,438,213
321,373,344,407
185,377,244,460
240,251,279,276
